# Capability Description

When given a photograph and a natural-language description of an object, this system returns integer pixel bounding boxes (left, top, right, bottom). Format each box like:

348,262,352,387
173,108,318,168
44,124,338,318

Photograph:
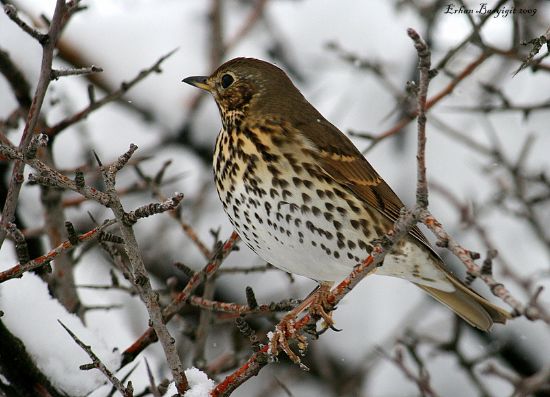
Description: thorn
92,150,102,167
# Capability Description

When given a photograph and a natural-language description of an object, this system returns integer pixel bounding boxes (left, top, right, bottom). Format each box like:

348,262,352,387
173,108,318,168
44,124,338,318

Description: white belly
221,179,454,292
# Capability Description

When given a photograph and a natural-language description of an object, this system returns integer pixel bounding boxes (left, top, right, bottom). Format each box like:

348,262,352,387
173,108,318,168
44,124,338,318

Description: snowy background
1,0,550,396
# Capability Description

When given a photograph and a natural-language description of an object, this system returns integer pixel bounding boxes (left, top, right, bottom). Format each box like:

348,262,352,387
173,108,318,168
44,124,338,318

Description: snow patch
0,274,120,396
183,367,215,397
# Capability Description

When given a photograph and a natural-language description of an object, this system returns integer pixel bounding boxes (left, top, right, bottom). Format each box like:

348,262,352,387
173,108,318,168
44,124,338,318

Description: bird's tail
416,275,511,331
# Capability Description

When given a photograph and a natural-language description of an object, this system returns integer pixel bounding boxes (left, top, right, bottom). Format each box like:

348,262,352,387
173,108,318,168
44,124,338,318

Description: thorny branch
121,232,240,367
59,321,133,397
0,0,69,249
99,144,188,393
0,219,116,283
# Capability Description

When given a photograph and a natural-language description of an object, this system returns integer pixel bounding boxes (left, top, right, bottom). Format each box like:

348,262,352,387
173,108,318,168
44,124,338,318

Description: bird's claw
268,315,309,370
268,285,337,368
308,284,336,331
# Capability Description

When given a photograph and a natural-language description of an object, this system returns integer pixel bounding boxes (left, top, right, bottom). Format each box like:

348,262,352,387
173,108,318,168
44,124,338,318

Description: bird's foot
308,282,336,331
267,282,336,368
268,314,309,369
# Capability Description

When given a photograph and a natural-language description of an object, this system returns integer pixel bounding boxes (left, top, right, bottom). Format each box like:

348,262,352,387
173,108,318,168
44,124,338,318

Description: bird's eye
221,74,234,89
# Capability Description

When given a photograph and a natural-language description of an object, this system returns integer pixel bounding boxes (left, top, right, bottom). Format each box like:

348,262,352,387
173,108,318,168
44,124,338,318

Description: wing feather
301,117,430,246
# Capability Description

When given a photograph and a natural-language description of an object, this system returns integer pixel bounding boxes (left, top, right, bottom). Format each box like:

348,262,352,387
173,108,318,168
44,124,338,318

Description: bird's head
183,57,309,122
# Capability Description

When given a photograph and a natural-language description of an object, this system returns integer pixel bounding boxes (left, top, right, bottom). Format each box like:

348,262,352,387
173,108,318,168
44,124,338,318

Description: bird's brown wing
297,117,431,246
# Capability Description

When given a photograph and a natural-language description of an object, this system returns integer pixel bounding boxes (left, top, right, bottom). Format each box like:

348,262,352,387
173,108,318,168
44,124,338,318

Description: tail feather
417,275,510,331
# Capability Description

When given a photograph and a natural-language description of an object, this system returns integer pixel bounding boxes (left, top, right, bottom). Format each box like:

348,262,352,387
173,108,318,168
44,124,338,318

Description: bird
183,57,510,332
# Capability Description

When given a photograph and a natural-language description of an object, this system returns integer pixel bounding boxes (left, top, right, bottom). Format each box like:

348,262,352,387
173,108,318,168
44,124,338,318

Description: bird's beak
182,75,211,91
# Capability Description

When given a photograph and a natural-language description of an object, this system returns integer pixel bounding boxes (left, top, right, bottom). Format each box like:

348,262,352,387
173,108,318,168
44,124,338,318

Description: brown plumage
183,57,510,331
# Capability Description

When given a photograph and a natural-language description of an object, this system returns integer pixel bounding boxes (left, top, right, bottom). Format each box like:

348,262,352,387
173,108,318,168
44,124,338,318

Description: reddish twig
0,220,116,283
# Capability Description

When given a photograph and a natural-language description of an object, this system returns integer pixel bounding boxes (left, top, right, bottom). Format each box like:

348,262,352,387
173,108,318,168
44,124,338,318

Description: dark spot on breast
334,189,347,199
346,200,361,213
271,135,284,146
282,189,292,200
358,240,372,253
267,164,281,176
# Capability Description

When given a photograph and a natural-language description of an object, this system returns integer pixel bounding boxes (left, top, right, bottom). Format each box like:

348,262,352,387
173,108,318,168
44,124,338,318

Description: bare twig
121,232,240,367
365,53,488,152
3,4,48,44
50,65,103,80
45,49,177,137
100,144,188,393
0,219,116,283
0,140,111,206
0,0,68,249
378,345,441,397
58,320,133,397
407,27,431,207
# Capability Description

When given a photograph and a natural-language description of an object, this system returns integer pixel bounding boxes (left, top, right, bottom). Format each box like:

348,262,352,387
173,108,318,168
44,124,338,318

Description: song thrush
183,57,509,331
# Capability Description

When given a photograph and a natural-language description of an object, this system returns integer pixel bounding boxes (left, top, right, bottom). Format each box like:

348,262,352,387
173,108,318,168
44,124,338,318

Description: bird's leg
268,281,335,367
